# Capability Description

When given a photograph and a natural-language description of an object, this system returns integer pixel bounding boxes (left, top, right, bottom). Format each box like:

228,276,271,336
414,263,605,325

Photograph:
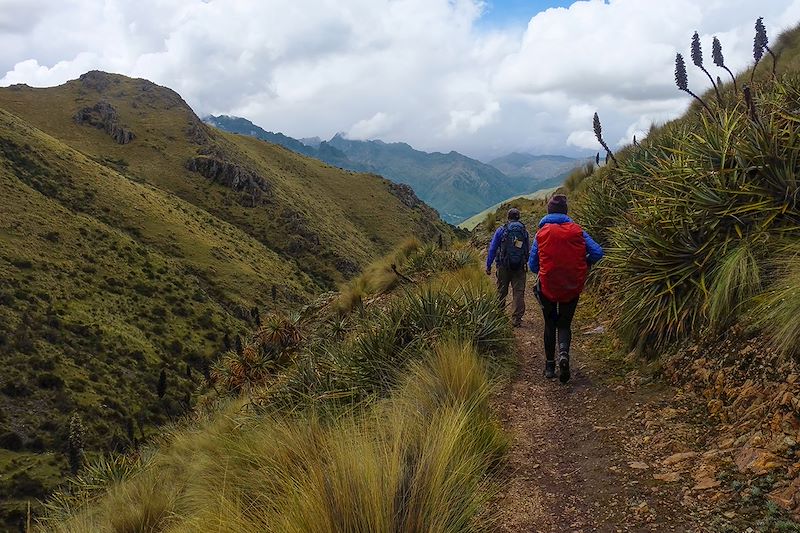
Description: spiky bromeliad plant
602,79,800,351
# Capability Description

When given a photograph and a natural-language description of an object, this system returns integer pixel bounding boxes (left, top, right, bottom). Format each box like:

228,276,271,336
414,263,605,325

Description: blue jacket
528,214,604,273
486,222,529,270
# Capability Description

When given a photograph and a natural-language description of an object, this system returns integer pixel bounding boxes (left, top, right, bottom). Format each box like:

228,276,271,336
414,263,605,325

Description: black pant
539,289,579,362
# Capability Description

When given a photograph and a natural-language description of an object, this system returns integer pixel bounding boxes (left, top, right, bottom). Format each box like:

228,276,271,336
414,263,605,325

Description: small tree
157,369,167,399
68,413,85,474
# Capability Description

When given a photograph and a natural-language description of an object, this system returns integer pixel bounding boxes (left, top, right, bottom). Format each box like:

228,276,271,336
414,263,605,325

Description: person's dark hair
507,208,521,221
547,195,568,214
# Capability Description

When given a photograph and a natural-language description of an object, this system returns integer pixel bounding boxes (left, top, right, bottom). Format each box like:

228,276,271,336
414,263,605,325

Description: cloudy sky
2,0,799,160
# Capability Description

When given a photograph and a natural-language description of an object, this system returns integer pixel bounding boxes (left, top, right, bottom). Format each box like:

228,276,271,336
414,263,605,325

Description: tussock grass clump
44,342,506,533
754,245,800,357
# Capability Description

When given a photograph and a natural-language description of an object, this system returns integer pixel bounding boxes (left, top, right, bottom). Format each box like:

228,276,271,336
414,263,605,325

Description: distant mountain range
488,152,580,185
204,115,580,223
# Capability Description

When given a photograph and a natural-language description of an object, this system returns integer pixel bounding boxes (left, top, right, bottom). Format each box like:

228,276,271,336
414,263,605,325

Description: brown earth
492,291,797,532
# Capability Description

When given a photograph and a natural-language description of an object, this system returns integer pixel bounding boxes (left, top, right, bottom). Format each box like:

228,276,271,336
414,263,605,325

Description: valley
205,115,579,224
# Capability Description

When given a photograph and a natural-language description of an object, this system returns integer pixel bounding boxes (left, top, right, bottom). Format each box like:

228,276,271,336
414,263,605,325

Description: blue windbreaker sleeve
528,235,540,273
486,227,504,269
583,231,604,265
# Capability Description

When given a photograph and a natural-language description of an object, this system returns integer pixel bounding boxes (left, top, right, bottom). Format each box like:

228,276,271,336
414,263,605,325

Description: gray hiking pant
496,267,526,322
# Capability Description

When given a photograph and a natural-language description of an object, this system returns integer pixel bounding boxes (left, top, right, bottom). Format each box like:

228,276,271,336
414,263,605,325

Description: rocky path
492,293,729,532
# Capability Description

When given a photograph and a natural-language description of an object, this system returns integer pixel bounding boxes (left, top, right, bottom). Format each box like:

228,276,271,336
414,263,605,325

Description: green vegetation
458,187,557,231
573,22,800,355
37,244,514,532
0,72,452,527
470,196,550,248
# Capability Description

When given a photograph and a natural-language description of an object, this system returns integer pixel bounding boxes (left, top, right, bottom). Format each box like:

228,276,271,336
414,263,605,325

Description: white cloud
446,100,501,136
2,0,800,159
566,130,599,151
347,112,396,139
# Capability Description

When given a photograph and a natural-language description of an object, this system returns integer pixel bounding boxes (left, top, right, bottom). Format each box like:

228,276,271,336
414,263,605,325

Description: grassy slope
458,187,557,231
39,245,513,532
0,108,295,523
0,72,451,527
0,72,449,288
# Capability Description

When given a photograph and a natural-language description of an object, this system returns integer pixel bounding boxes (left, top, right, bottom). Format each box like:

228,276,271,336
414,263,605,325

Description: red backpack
537,222,588,303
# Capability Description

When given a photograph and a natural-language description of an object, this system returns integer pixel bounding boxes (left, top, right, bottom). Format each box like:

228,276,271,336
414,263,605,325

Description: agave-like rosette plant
599,79,800,350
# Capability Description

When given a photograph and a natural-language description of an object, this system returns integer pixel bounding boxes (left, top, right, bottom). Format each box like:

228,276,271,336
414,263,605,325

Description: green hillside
0,72,449,289
458,187,557,231
0,72,451,528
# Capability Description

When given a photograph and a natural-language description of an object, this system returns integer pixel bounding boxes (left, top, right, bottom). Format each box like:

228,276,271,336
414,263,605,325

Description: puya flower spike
691,32,722,103
712,36,737,93
675,53,712,113
753,17,777,80
593,112,617,165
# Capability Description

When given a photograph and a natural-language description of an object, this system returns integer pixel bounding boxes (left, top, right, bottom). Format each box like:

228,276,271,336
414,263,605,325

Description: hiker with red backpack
529,195,604,383
486,208,530,328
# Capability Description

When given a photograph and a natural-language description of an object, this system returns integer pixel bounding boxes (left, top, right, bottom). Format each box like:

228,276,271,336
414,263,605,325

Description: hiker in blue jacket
486,208,530,327
529,195,604,382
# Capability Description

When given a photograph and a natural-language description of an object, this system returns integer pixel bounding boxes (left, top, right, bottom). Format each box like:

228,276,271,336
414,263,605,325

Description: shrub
592,80,800,350
0,431,23,451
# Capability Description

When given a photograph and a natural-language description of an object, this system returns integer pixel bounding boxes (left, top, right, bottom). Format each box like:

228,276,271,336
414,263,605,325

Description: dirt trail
493,292,720,532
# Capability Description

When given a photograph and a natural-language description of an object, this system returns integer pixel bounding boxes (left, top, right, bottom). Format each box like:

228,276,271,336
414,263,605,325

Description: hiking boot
544,359,555,379
558,352,570,383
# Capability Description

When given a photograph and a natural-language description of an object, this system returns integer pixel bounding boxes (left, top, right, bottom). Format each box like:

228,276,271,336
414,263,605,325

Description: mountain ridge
204,114,579,224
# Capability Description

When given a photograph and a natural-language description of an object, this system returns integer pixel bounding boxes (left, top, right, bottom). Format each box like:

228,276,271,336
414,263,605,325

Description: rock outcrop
74,101,135,144
388,182,423,209
185,152,271,206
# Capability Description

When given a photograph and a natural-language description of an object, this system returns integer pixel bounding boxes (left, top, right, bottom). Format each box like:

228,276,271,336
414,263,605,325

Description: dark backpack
499,221,529,271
